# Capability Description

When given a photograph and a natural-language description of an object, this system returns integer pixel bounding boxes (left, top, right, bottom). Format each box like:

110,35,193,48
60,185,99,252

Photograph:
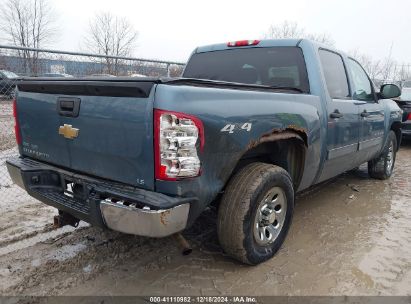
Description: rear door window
319,50,350,99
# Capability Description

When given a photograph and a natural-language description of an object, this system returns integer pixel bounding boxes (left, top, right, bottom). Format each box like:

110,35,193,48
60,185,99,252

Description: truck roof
195,38,313,54
194,39,350,63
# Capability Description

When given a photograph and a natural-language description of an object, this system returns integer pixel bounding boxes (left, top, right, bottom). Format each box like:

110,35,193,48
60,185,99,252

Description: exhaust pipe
173,233,192,256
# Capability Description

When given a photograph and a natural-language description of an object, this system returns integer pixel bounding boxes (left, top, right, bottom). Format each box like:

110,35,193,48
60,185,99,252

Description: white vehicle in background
89,74,116,77
130,73,147,77
402,79,411,88
41,73,74,78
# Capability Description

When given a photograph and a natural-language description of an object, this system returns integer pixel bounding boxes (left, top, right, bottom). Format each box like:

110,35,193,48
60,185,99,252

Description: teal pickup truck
7,39,403,265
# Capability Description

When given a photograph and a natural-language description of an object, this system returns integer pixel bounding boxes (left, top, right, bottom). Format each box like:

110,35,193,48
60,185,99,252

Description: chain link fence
0,44,186,205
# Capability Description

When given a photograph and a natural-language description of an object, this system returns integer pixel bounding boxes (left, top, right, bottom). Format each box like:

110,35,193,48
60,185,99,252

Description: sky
45,0,411,63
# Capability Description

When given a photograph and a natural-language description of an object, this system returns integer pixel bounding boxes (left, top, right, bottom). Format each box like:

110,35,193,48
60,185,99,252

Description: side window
319,50,350,99
348,59,374,102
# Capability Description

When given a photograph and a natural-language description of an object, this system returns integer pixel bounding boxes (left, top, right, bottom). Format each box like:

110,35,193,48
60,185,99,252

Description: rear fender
233,132,307,189
153,84,322,226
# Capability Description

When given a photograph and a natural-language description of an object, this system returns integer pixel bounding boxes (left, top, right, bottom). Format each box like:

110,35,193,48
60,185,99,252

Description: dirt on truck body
0,142,410,296
6,39,404,265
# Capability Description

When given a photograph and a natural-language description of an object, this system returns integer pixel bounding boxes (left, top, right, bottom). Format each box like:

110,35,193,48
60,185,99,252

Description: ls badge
59,124,79,139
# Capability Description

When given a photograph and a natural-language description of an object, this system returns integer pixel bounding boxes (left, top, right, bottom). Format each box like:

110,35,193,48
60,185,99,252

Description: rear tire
217,162,294,265
368,130,397,180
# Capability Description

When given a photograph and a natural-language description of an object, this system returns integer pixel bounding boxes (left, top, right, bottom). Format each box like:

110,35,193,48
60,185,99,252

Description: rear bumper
6,157,195,237
100,201,189,237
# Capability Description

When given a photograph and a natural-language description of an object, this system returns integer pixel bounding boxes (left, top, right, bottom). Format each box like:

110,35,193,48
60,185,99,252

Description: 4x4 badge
58,124,79,139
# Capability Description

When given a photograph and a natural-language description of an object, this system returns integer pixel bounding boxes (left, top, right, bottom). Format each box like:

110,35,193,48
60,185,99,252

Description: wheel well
391,121,402,150
230,138,306,190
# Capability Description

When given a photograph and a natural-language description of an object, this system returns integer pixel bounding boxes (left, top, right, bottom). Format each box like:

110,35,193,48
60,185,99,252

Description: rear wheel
217,162,294,265
368,130,397,180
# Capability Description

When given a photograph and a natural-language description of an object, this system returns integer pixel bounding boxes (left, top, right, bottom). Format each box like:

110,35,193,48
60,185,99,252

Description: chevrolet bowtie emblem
59,124,79,139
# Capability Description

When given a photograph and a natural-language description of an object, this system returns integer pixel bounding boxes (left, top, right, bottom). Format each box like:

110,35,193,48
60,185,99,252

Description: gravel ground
0,140,410,296
0,101,15,151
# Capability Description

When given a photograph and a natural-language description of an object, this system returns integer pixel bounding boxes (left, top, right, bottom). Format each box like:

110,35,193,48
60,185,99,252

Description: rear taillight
12,99,22,145
227,40,260,47
154,109,204,180
407,113,411,121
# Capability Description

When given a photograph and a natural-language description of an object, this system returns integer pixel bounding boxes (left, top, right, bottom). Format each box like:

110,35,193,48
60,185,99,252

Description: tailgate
17,79,157,190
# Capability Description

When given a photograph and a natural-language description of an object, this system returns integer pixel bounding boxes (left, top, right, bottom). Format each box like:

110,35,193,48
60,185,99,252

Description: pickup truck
394,87,411,137
7,39,403,265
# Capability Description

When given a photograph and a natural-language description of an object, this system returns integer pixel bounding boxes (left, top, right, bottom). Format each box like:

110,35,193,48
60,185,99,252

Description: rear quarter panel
154,84,322,225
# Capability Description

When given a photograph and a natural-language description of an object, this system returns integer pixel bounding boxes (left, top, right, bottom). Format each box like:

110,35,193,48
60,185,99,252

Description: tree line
0,0,139,75
0,0,409,82
264,21,410,85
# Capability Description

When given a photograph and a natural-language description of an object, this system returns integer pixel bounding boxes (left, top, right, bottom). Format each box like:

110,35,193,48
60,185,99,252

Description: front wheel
217,163,294,265
368,130,397,180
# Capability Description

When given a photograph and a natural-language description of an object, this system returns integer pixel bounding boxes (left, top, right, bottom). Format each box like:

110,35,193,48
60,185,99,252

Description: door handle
57,97,81,117
330,110,343,119
360,110,370,117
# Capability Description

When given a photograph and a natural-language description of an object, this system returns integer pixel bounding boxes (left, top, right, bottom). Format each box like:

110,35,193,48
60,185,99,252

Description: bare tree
349,49,382,81
169,64,185,78
84,12,138,75
349,47,411,87
264,21,335,46
265,21,302,39
396,63,411,83
379,44,395,83
0,0,57,75
362,57,382,81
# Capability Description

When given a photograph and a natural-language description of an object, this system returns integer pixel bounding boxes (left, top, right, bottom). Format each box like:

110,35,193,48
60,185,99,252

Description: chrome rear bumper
100,201,190,237
6,157,194,238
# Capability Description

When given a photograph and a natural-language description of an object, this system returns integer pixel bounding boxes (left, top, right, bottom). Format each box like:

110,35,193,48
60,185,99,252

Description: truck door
318,49,361,182
347,58,385,162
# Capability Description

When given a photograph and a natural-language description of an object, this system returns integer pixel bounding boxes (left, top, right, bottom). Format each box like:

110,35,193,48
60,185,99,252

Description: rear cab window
183,47,310,93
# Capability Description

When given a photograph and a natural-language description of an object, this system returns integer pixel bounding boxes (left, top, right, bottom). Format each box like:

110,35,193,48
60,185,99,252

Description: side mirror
379,84,401,99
